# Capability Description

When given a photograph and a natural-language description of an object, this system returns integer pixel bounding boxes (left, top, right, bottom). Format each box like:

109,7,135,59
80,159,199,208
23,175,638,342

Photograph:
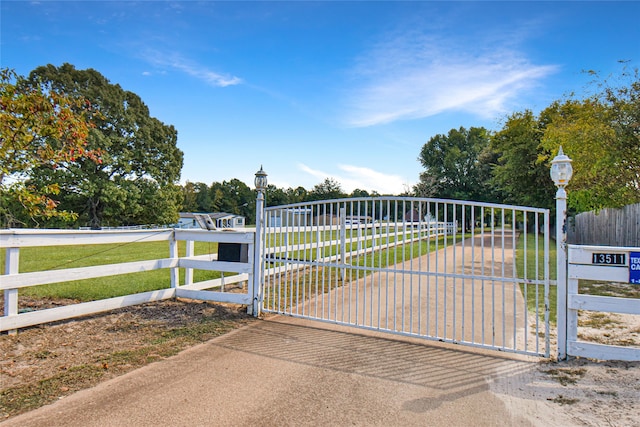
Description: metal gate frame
258,197,550,357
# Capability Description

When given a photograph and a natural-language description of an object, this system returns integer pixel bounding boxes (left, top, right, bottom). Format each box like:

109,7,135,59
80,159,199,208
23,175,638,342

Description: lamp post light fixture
550,146,573,190
551,146,572,361
254,166,268,193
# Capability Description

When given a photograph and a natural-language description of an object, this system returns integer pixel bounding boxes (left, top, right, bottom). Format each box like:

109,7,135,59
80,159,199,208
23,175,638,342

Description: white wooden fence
565,244,640,361
1,228,257,333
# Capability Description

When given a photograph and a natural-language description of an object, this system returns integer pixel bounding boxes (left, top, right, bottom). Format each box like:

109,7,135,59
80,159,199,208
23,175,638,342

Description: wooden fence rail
1,228,255,333
566,245,640,361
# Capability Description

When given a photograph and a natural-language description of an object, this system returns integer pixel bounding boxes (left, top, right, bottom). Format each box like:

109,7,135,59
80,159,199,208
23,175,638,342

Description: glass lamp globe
254,166,268,191
550,147,573,188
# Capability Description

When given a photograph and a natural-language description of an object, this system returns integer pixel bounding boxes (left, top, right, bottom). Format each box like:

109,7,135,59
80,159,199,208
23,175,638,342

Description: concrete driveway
3,231,561,426
2,314,549,427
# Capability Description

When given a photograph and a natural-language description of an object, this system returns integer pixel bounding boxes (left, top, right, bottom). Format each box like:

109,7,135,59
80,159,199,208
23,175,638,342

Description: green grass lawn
515,232,557,324
1,241,225,302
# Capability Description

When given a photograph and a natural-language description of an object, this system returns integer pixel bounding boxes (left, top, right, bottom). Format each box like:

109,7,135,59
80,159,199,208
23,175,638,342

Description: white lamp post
550,147,572,360
252,166,267,316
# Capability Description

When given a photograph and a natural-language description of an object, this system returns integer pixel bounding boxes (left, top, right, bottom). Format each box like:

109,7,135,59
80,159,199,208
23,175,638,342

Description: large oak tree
1,68,100,227
416,126,497,202
24,64,184,228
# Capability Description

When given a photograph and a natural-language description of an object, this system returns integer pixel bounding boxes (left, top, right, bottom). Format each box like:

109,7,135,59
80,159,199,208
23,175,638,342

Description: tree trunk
87,197,103,229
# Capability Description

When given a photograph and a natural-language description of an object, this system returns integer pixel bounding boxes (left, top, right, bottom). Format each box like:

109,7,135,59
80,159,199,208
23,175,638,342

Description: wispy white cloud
344,30,558,127
299,163,409,195
298,164,328,182
141,49,242,87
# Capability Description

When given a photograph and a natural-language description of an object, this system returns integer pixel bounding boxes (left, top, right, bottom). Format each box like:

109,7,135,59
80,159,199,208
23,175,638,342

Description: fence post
3,247,20,335
252,166,268,316
550,147,573,360
169,232,179,288
555,187,568,360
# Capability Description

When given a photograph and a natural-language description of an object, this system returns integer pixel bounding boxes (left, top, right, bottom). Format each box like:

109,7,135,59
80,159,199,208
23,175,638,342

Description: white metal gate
260,197,550,357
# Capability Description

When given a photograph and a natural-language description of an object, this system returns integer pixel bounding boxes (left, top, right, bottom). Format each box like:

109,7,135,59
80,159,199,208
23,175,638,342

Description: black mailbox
218,243,249,263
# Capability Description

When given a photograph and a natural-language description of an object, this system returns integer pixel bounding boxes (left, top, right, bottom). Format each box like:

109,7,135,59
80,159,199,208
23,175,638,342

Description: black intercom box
217,243,249,263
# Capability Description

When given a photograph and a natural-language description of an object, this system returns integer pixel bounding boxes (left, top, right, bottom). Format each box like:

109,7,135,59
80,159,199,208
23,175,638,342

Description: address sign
591,253,626,266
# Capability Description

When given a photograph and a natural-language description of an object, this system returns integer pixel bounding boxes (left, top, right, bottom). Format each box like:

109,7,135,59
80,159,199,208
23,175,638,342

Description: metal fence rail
261,197,550,357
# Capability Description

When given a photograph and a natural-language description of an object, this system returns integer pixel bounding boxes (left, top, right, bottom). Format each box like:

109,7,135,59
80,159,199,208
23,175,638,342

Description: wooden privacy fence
568,203,640,247
1,228,257,333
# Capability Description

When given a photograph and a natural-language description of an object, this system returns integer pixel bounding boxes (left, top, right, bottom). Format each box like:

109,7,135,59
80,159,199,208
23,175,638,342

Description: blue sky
2,1,639,195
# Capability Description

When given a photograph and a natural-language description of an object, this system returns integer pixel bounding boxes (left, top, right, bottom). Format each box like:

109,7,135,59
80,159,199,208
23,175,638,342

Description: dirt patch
493,307,640,427
0,298,255,420
508,357,640,427
2,292,639,425
540,310,640,426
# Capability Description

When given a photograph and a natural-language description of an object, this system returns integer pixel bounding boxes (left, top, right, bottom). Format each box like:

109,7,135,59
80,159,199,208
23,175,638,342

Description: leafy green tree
307,178,346,201
191,182,211,212
417,127,495,202
349,188,370,198
181,181,198,212
210,179,254,217
0,68,100,227
541,67,640,211
208,182,222,213
118,179,182,226
490,110,555,209
265,184,289,206
23,63,183,228
286,186,308,204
